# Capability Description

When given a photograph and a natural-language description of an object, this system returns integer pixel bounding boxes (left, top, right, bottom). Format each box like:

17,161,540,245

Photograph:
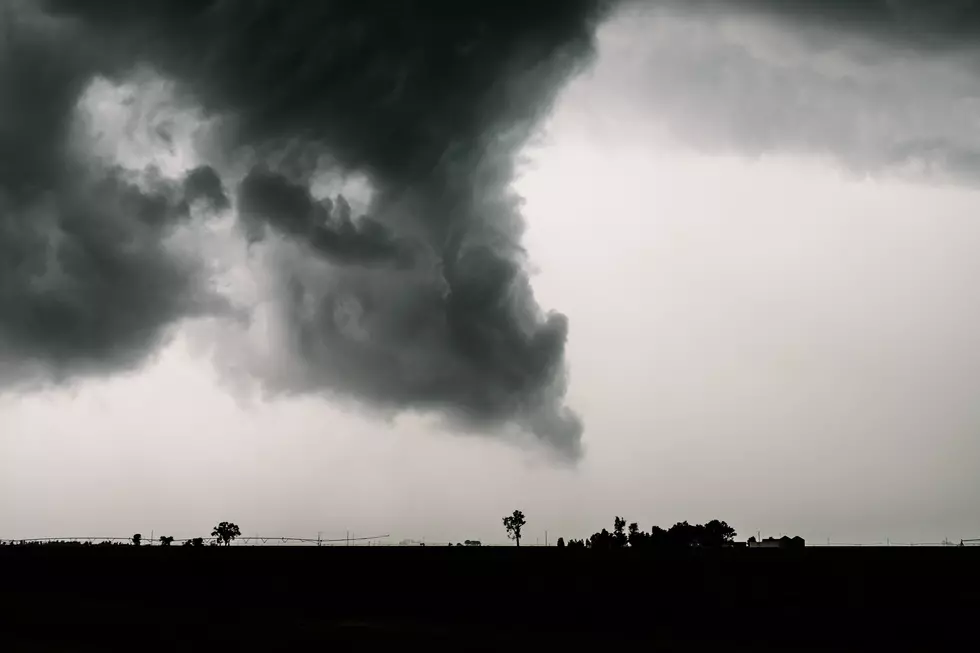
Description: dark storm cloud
272,248,580,455
0,5,230,389
44,0,613,185
182,165,229,213
0,168,227,386
237,168,413,267
682,0,980,48
591,0,980,184
9,0,615,457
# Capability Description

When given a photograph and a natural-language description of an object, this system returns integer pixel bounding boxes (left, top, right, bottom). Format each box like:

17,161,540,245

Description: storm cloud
677,0,980,46
183,165,230,214
237,168,414,268
0,6,230,389
8,0,980,457
2,0,615,458
584,0,980,185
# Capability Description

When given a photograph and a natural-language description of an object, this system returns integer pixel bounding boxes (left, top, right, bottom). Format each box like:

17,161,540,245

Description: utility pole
545,531,548,547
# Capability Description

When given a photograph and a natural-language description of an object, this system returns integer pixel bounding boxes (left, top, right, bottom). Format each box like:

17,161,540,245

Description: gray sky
3,1,980,545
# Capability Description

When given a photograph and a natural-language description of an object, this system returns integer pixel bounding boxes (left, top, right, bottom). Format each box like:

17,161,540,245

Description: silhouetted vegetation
0,539,129,547
561,517,738,549
502,510,526,547
211,522,242,546
0,515,803,551
747,535,807,549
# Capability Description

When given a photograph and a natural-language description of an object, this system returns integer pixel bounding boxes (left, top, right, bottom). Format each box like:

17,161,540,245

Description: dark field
2,547,977,650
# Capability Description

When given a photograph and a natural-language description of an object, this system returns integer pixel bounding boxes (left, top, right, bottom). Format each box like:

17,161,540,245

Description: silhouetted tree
502,510,526,546
556,537,565,548
159,536,175,546
183,537,205,547
628,522,654,548
132,533,142,547
613,516,628,548
567,517,743,551
667,521,699,547
211,521,242,546
589,528,613,549
702,520,737,547
648,525,668,548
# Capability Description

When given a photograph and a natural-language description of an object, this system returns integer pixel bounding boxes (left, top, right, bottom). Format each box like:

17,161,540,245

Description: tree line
502,509,738,549
560,517,737,549
3,515,743,549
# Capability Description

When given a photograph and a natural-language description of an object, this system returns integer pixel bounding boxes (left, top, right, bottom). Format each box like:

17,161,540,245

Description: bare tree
502,510,526,547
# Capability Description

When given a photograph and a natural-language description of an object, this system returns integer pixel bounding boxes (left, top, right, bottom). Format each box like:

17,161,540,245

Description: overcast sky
3,1,980,546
